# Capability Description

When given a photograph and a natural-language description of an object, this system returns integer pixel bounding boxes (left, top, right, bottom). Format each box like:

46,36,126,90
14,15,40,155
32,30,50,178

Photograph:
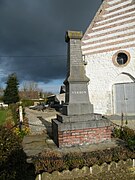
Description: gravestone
52,31,111,147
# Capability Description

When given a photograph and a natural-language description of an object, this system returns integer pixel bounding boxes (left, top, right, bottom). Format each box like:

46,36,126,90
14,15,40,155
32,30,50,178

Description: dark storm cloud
0,0,101,85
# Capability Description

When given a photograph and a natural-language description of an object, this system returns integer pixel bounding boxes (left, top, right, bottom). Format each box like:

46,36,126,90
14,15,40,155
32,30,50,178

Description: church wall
85,47,135,115
82,0,135,115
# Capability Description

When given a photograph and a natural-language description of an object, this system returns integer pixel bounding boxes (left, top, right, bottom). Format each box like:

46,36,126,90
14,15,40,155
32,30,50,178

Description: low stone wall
36,159,135,180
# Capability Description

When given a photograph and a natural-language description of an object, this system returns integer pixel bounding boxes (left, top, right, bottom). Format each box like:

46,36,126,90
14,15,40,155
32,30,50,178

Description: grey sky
0,0,101,92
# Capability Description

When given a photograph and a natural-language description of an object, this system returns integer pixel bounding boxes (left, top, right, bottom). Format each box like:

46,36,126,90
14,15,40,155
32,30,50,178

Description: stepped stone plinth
52,31,111,147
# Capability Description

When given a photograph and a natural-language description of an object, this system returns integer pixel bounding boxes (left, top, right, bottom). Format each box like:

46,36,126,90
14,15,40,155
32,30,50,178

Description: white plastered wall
85,47,135,115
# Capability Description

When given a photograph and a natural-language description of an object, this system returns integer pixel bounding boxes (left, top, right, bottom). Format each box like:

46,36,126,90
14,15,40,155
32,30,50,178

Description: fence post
19,102,23,130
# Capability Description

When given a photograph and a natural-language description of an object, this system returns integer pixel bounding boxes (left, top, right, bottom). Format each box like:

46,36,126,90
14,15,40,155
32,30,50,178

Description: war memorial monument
52,31,111,147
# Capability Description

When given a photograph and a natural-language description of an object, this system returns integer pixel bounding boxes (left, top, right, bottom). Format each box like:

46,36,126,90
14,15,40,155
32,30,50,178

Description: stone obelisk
63,31,93,116
52,31,111,147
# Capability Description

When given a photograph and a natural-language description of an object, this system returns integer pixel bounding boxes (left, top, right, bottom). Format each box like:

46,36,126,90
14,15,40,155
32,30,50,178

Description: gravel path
25,107,135,135
23,107,58,156
25,107,58,135
24,109,135,158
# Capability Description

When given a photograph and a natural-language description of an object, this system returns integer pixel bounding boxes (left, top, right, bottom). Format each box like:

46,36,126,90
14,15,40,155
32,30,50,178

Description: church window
116,53,128,65
112,50,130,67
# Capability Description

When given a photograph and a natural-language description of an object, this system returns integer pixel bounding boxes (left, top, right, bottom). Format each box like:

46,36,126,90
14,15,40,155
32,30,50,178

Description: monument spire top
65,30,83,42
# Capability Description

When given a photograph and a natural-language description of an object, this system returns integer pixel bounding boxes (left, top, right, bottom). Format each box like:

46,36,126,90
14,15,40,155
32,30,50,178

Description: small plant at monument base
112,126,135,151
14,126,30,139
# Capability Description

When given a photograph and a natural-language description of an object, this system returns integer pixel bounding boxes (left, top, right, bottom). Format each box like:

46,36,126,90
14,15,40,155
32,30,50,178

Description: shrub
0,126,23,179
33,146,135,173
13,126,30,139
121,127,135,150
0,126,21,163
113,126,135,151
113,127,121,138
21,99,34,107
0,125,35,179
96,149,113,164
9,104,19,124
82,151,99,167
64,152,84,170
33,150,65,173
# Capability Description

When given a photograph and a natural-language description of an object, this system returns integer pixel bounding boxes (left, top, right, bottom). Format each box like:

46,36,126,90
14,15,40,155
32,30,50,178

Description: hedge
0,126,35,179
33,146,135,174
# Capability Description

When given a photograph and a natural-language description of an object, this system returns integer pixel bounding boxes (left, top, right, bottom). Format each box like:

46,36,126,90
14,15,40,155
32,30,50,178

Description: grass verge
0,109,8,125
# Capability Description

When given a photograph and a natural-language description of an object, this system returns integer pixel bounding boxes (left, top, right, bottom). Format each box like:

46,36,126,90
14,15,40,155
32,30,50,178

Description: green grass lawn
0,109,8,125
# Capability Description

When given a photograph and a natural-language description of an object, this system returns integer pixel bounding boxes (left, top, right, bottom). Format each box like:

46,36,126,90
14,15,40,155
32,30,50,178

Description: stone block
92,164,101,174
57,113,102,123
62,103,93,116
65,31,83,42
109,161,117,172
101,162,108,172
117,160,126,169
71,168,80,177
81,166,90,175
42,172,51,180
61,170,72,179
51,171,61,180
53,117,111,132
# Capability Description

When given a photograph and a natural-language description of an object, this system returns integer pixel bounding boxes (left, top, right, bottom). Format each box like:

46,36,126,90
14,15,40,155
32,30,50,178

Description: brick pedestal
52,114,111,148
58,127,111,147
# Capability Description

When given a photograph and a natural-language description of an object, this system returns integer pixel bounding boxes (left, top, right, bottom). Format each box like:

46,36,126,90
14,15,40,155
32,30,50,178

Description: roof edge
82,0,106,42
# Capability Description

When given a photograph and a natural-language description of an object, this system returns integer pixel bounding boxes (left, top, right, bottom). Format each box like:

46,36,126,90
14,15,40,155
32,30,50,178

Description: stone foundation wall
58,126,111,147
36,159,135,180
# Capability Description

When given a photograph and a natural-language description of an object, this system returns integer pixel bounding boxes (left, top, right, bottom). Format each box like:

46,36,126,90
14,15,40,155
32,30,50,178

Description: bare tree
22,81,38,92
20,81,54,99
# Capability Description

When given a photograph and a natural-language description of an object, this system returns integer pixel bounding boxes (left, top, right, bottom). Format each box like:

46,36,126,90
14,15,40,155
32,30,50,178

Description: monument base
52,114,112,148
62,103,93,116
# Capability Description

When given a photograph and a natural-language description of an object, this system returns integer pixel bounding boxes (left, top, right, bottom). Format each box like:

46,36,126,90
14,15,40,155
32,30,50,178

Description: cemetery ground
0,108,11,125
22,108,135,179
0,106,135,179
